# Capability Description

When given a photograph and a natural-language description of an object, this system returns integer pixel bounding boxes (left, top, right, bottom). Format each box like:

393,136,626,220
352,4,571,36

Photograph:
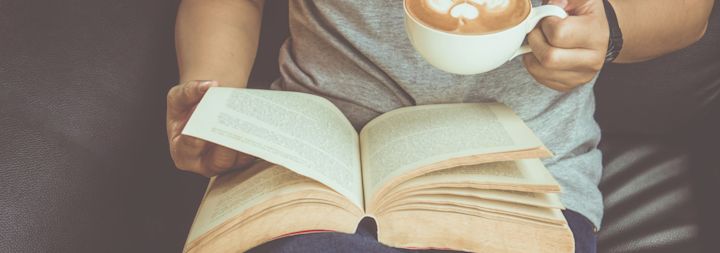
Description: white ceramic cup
404,1,568,75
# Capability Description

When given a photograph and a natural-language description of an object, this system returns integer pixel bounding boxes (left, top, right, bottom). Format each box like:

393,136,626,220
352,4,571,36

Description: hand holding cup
522,0,609,92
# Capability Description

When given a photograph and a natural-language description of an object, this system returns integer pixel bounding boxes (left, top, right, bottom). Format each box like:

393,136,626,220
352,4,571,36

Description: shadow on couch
0,0,717,252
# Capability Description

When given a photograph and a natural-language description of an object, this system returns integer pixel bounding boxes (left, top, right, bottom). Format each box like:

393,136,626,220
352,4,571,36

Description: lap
248,210,597,253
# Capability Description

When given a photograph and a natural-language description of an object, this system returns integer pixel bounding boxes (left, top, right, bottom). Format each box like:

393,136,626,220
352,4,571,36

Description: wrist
603,0,623,63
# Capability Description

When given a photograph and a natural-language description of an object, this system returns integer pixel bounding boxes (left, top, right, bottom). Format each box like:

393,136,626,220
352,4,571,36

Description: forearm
175,0,265,87
610,0,714,63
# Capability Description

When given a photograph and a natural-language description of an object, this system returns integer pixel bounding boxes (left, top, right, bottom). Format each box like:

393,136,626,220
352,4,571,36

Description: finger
170,135,208,172
523,53,595,86
173,135,207,157
166,118,181,145
522,54,596,91
166,111,194,144
166,80,219,142
178,80,217,107
540,16,598,49
540,16,607,49
234,153,258,170
538,79,574,92
203,144,239,175
524,68,573,92
167,80,218,117
527,27,605,72
170,135,208,169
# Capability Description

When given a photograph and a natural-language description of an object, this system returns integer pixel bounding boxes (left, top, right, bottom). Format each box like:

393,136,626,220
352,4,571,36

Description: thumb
178,80,218,106
546,0,569,9
168,80,218,115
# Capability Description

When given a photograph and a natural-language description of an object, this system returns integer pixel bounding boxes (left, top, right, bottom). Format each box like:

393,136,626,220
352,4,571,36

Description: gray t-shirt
271,0,603,228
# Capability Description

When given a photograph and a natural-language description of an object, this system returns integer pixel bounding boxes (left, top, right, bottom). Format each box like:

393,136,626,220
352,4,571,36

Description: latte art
473,0,511,10
450,3,479,20
406,0,530,34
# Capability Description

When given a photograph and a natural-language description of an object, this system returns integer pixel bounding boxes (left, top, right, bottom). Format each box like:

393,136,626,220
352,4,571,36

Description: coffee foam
427,0,454,13
406,0,530,34
450,3,480,19
472,0,510,10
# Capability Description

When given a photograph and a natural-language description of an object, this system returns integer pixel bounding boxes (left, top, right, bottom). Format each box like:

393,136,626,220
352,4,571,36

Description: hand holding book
166,80,256,177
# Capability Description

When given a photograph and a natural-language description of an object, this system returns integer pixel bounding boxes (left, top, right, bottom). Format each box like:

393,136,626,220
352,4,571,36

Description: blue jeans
249,210,597,253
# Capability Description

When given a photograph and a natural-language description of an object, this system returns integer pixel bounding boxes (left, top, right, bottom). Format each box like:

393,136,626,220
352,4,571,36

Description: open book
181,88,574,253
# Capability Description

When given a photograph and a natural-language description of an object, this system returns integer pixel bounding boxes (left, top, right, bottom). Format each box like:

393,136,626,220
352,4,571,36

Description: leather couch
1,0,717,252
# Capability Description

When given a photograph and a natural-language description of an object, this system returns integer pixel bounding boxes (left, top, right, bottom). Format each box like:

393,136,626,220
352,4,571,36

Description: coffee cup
404,0,568,75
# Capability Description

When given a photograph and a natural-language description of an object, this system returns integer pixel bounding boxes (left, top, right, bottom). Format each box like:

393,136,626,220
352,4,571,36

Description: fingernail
204,80,219,86
198,80,217,89
198,83,209,92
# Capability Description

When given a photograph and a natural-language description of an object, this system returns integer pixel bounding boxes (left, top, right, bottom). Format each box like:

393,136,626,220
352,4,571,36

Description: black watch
603,0,623,63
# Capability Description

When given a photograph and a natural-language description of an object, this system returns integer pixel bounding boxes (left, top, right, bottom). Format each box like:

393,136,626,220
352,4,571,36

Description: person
166,0,713,252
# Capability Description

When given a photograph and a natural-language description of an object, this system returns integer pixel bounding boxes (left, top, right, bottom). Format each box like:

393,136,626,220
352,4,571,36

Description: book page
187,200,361,253
359,103,544,199
371,159,561,212
187,162,319,242
182,88,363,208
382,194,566,224
412,159,559,191
388,188,564,210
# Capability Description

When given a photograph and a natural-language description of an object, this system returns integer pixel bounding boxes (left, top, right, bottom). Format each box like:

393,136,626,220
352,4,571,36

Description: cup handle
511,5,568,59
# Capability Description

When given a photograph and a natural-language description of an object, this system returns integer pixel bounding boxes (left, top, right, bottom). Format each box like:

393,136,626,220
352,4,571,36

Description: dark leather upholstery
598,135,702,253
595,2,720,252
0,1,717,253
0,0,202,252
